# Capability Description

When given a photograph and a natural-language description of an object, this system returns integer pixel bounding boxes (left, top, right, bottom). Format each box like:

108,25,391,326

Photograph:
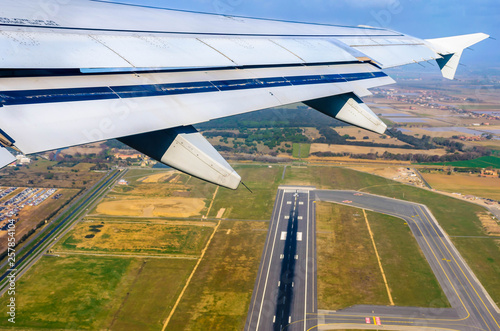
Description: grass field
315,203,448,309
421,156,500,168
106,258,196,331
0,255,196,330
167,221,268,330
56,220,214,255
208,165,283,220
292,143,311,158
0,255,132,329
316,203,390,309
366,210,449,307
421,172,500,200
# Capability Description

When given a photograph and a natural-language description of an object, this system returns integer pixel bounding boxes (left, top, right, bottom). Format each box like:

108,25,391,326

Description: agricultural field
422,156,500,168
0,159,103,188
56,220,214,256
421,172,500,200
310,143,448,156
316,203,447,309
292,143,311,158
167,220,269,331
93,169,217,218
0,255,196,330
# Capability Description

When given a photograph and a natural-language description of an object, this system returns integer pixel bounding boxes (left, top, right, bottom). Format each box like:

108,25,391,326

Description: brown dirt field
60,143,105,156
95,197,206,218
477,212,500,236
421,173,500,200
303,127,321,140
349,166,402,180
310,144,448,156
137,172,174,183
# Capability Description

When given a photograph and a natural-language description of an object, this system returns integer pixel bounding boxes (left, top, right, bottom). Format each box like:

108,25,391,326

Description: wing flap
119,126,241,189
0,64,393,155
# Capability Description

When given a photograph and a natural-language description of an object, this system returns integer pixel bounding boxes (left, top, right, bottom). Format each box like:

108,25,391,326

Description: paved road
313,190,500,331
245,186,317,331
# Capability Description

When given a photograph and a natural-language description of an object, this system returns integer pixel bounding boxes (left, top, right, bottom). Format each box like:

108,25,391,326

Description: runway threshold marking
418,205,500,330
363,209,394,306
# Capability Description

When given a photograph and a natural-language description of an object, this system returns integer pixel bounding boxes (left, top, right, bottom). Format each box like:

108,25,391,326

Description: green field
0,255,196,330
292,143,311,158
421,156,500,168
107,258,196,331
316,203,448,309
167,221,268,330
367,211,449,307
0,255,131,329
316,203,391,309
209,165,283,220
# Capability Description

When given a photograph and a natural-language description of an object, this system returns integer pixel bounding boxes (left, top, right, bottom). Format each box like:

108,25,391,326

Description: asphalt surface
246,187,500,331
313,190,500,331
246,186,317,331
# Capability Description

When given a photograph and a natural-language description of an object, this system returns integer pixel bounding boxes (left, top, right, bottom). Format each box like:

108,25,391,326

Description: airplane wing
0,0,489,189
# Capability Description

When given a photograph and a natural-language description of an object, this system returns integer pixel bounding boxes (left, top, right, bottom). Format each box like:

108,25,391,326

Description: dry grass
138,172,175,183
167,221,269,330
477,212,500,236
334,127,410,146
421,172,500,200
57,221,214,255
310,143,448,156
349,166,402,180
95,197,206,218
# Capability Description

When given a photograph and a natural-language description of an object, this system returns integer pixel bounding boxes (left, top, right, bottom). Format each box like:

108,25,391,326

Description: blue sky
117,0,499,68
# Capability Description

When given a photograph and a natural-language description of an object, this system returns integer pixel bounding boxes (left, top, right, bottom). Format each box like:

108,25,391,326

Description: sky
115,0,499,68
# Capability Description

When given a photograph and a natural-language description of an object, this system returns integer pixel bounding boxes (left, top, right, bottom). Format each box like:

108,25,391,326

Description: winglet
425,33,489,80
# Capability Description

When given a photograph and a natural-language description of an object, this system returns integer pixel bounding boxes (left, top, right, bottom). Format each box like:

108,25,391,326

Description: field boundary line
161,219,221,330
363,209,394,306
205,186,219,218
50,251,199,259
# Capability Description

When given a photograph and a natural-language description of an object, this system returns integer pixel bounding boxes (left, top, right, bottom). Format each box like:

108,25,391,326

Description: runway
245,186,317,331
246,187,500,331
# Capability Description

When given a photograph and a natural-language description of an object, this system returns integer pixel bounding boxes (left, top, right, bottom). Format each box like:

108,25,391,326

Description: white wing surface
0,0,489,188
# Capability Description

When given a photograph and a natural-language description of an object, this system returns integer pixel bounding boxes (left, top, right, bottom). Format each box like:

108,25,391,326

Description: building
114,153,143,160
16,154,31,165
